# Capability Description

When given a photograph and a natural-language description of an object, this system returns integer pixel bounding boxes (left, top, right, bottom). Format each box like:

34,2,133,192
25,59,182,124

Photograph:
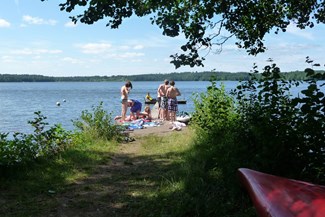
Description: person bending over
128,99,142,120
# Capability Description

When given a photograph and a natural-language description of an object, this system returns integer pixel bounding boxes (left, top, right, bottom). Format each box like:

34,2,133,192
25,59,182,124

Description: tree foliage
42,0,325,68
189,61,325,215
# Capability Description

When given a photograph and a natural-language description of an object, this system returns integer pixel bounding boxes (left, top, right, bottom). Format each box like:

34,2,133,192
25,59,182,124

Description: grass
0,133,119,217
0,129,198,217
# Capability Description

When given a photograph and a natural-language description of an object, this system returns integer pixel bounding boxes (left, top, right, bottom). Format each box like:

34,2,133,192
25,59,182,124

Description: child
139,106,152,120
115,105,152,122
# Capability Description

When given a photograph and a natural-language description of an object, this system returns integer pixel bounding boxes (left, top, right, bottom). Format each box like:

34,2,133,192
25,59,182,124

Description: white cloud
11,48,62,55
133,45,144,50
1,55,14,63
286,24,314,40
119,45,130,50
0,18,10,27
62,57,82,64
105,52,145,60
78,42,112,54
22,15,57,25
64,21,77,28
120,52,144,58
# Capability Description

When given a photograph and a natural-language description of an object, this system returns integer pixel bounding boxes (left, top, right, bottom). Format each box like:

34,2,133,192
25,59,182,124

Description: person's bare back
167,81,181,99
158,80,170,97
167,86,180,98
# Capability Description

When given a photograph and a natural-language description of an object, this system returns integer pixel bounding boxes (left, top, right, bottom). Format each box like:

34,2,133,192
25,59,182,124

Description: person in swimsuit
157,79,169,120
114,104,150,121
139,105,152,121
166,80,181,122
120,81,132,121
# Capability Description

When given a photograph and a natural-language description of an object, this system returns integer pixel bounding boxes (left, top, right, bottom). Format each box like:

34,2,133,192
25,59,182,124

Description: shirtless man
166,80,181,122
120,81,132,121
157,79,170,120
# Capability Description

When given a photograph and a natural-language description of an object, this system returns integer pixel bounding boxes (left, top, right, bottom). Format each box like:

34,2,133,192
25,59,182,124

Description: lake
1,80,324,135
0,81,241,134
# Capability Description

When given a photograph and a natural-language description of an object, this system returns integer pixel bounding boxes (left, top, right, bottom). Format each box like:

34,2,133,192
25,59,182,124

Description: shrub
72,102,125,141
187,60,325,216
0,111,71,167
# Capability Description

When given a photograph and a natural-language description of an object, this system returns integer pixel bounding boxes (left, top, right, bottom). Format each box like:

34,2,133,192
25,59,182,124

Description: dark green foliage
0,111,71,167
72,102,125,141
192,80,237,132
43,0,325,68
189,60,325,216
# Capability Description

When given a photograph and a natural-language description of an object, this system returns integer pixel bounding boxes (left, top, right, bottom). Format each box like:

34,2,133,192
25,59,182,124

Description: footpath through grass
0,128,196,217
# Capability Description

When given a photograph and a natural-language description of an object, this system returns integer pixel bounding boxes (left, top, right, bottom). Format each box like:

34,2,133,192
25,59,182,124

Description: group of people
118,79,181,122
116,81,151,122
157,79,181,122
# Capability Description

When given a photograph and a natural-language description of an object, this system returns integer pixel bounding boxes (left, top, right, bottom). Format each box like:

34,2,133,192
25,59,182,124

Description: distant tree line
0,70,323,82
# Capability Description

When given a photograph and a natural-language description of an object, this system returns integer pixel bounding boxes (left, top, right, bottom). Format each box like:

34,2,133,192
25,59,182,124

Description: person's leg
171,111,176,122
160,97,165,120
166,109,170,121
169,99,177,122
162,97,168,120
121,100,128,121
173,100,178,122
157,97,161,119
167,98,172,121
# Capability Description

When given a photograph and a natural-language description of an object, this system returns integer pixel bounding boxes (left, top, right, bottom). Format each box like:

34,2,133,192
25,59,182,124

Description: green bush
192,80,237,132
188,61,325,216
72,102,125,141
0,111,71,167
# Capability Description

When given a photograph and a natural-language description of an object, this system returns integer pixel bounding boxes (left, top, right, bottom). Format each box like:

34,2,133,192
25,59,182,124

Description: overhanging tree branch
42,0,325,68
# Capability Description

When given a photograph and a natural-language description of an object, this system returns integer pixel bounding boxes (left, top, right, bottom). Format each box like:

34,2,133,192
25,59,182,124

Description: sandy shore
120,120,189,137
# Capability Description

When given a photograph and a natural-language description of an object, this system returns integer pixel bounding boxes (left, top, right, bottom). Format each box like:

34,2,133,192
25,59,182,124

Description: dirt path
48,121,187,217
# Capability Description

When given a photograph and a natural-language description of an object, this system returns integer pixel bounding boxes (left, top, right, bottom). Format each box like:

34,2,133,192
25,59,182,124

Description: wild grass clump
72,102,125,142
187,60,325,216
0,104,120,216
0,102,124,173
0,111,71,168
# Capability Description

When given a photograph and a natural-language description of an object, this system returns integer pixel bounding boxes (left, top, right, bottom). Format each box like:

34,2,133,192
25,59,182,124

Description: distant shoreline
0,70,321,82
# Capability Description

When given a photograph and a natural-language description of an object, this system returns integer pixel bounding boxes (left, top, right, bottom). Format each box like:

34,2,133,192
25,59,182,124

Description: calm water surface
0,81,240,134
1,80,323,134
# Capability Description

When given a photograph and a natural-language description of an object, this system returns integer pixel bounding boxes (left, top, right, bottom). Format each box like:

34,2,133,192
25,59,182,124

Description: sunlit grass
1,127,203,217
140,128,195,155
0,132,119,217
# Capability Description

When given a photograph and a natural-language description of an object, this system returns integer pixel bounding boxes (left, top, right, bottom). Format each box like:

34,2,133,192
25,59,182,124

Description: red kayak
238,168,325,217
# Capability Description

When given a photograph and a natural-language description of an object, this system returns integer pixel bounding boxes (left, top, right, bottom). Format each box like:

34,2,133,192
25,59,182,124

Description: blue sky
0,1,324,77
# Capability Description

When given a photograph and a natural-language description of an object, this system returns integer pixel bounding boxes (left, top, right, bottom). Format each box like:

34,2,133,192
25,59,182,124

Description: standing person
127,99,142,120
156,87,161,119
166,80,181,122
157,79,170,120
120,81,132,121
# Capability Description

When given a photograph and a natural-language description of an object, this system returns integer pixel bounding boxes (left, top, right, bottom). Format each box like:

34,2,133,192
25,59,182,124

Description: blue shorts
168,98,178,112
